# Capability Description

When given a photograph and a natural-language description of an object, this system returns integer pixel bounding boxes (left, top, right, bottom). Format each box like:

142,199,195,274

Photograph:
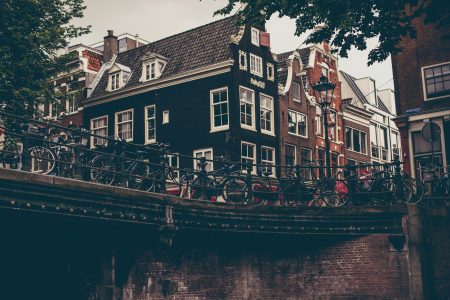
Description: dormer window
139,54,168,82
251,27,260,46
107,63,131,92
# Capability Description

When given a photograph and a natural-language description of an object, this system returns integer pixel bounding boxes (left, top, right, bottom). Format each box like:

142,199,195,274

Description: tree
0,0,90,119
214,0,449,65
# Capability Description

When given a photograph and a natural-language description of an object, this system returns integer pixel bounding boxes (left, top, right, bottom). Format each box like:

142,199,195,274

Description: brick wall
123,233,410,300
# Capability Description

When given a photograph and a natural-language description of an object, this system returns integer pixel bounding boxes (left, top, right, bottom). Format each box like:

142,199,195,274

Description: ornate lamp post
312,75,336,178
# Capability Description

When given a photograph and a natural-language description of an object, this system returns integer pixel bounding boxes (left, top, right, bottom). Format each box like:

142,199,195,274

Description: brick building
392,16,450,177
340,71,401,165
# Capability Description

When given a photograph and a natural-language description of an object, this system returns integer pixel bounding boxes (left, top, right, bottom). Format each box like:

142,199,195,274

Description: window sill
210,126,229,133
240,124,257,132
288,132,308,139
145,140,156,145
346,148,368,156
250,71,263,78
424,93,450,101
261,130,275,137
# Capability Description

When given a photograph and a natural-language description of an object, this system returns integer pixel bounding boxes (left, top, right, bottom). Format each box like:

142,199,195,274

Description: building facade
83,16,278,173
341,71,401,165
392,16,450,177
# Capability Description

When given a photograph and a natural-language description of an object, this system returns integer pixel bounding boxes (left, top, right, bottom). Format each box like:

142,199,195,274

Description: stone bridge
0,169,448,299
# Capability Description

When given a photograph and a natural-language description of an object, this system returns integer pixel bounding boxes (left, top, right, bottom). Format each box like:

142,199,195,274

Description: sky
71,0,394,90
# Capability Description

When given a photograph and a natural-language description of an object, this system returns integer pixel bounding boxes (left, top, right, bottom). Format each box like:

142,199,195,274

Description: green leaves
0,0,90,117
213,0,447,65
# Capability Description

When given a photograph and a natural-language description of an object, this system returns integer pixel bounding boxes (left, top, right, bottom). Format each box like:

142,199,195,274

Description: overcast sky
71,0,394,90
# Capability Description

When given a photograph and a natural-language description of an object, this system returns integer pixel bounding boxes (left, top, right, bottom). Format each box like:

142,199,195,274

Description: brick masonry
123,233,410,300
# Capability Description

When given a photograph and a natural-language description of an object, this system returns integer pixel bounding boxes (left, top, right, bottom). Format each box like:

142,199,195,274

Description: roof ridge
114,15,239,58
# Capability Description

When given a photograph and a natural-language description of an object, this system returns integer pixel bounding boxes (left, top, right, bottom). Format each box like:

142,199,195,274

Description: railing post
119,142,127,187
295,165,302,202
73,129,82,180
21,124,31,172
159,145,168,194
198,157,208,200
246,163,253,204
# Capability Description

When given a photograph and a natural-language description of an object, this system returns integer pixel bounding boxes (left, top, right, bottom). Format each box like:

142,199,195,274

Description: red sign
260,32,270,47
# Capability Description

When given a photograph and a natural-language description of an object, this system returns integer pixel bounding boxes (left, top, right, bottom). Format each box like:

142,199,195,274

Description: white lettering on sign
250,78,265,89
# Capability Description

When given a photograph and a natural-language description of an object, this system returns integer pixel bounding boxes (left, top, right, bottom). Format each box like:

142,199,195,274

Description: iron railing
0,112,447,207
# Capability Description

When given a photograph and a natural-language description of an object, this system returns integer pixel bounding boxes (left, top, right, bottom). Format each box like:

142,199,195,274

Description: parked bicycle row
0,114,445,206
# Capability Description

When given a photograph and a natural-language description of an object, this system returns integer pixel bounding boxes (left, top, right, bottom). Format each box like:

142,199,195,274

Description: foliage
0,0,90,118
213,0,450,65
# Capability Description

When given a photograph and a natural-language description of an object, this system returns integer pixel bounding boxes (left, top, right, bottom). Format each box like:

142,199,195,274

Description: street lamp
312,75,336,178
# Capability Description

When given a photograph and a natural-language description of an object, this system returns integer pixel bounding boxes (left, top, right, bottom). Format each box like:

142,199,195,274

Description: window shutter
260,32,270,47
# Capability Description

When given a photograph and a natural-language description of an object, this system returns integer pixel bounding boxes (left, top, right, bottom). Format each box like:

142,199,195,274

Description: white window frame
345,127,367,154
421,61,450,101
145,62,156,81
210,87,229,132
241,141,256,174
90,115,108,148
261,146,276,177
110,72,120,91
288,109,308,138
166,153,179,181
239,86,256,131
66,91,78,115
162,110,170,124
251,27,260,46
266,63,274,81
260,93,275,136
292,82,301,102
145,105,156,144
316,106,323,135
114,109,134,142
249,54,263,77
140,58,167,82
239,50,248,71
193,148,213,172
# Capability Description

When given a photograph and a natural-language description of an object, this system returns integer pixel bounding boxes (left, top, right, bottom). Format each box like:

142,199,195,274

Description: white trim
239,85,256,131
261,146,276,177
287,109,308,138
90,115,108,148
421,61,450,101
114,109,134,142
144,104,156,144
249,53,263,77
260,93,275,136
210,87,230,132
251,27,260,46
239,50,248,71
292,82,301,102
345,126,368,155
85,60,234,107
241,141,257,174
162,110,170,124
193,148,213,171
266,63,274,81
284,143,297,165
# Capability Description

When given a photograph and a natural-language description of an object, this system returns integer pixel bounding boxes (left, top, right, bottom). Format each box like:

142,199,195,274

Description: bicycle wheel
90,155,116,185
222,176,247,203
29,146,56,175
404,178,424,204
56,149,74,178
252,179,275,206
128,163,154,192
321,179,349,207
1,140,22,170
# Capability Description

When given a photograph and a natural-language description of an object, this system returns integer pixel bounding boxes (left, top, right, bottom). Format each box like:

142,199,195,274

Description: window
67,93,78,114
316,106,323,135
288,110,307,137
329,110,337,141
166,154,179,181
239,50,247,71
91,115,108,147
110,73,120,91
347,159,357,166
318,148,325,178
193,148,213,172
285,144,296,166
412,130,443,180
345,127,367,154
331,153,339,176
261,147,275,176
392,131,401,161
145,105,156,144
145,62,156,80
260,94,274,135
423,62,450,100
300,148,312,180
267,63,274,81
163,110,169,124
240,86,255,130
293,82,301,102
250,54,263,77
251,27,260,46
241,142,256,174
115,109,133,141
210,87,229,131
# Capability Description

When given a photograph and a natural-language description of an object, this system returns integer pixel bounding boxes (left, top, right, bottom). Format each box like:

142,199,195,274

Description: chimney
103,30,118,62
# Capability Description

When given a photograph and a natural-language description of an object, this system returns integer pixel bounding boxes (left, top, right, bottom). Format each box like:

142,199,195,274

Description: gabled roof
275,51,293,86
90,16,240,98
377,96,391,114
340,71,368,105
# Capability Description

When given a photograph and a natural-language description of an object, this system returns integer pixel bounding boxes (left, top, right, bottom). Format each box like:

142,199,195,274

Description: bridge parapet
0,168,405,235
